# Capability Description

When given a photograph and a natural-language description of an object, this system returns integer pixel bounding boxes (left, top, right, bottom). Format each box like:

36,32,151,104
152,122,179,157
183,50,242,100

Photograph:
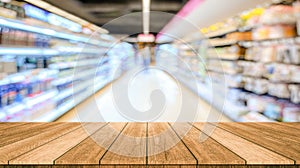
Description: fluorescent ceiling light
142,0,151,34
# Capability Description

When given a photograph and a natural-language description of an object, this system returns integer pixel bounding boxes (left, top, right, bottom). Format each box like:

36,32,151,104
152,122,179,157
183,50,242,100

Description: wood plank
0,123,26,131
196,166,246,168
242,123,300,142
10,123,106,165
99,166,114,168
170,123,245,165
53,165,99,168
2,166,52,168
100,123,147,165
193,123,294,165
214,123,300,164
247,166,298,168
0,123,80,164
0,123,63,147
275,123,300,130
147,123,196,165
148,166,195,168
55,123,127,165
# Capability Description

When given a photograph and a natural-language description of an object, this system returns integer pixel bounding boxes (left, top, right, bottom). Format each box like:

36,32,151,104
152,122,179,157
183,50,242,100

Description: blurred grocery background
0,0,299,122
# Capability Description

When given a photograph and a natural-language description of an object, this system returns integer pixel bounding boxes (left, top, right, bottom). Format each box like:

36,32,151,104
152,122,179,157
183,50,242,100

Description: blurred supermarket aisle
56,68,231,122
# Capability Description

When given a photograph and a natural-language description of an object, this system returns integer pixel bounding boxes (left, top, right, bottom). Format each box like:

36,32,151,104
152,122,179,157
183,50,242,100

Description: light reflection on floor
57,68,231,122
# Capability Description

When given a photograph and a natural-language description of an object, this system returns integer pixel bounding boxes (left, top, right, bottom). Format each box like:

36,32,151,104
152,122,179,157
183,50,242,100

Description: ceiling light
142,0,151,34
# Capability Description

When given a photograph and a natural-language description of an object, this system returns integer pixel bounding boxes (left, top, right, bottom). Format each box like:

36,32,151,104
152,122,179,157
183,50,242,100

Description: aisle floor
57,68,231,122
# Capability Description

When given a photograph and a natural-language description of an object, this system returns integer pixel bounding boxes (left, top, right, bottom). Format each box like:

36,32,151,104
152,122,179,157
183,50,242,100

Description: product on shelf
282,103,300,122
243,92,299,121
0,26,51,47
252,25,296,40
0,1,25,19
289,84,300,103
0,0,122,122
243,77,269,95
0,58,17,74
207,60,242,75
240,111,274,122
264,100,284,121
260,5,296,25
265,63,300,83
294,1,300,35
268,82,291,99
208,72,244,88
238,61,265,77
247,94,275,113
240,7,265,28
0,69,58,115
207,45,245,60
276,44,300,64
226,31,252,41
191,1,300,122
227,88,249,106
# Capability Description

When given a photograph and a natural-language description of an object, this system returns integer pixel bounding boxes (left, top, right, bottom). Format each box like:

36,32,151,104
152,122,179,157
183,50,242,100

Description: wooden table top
0,122,299,168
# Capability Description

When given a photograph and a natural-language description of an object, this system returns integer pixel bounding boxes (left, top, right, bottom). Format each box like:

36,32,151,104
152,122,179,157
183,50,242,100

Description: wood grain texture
10,123,106,165
100,123,147,165
275,122,300,130
0,123,298,167
170,123,245,165
193,123,294,165
147,123,196,165
148,165,197,168
0,123,64,147
55,123,127,165
53,166,100,168
196,166,246,168
3,166,52,168
215,123,300,164
0,123,26,131
242,123,300,142
0,123,80,164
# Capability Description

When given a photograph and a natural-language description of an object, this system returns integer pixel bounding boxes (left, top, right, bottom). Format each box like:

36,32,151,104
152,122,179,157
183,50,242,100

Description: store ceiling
157,0,274,43
43,0,187,35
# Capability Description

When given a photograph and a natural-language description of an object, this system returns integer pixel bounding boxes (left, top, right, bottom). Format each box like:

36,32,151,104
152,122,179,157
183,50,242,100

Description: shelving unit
0,16,110,47
0,1,134,122
166,1,300,122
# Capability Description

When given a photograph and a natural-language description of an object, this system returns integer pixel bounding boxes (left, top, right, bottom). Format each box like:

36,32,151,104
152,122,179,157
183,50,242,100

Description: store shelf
0,16,111,47
239,37,298,47
5,89,58,120
208,39,238,47
0,46,106,56
207,53,242,60
205,26,238,38
0,69,58,84
174,70,276,122
0,46,59,56
32,77,115,122
51,66,110,87
207,68,241,75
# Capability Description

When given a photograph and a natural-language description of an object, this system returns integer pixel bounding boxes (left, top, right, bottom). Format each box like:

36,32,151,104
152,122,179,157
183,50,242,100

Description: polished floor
56,68,231,122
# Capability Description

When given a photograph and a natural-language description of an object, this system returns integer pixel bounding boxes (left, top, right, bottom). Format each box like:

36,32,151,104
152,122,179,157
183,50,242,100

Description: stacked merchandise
201,1,300,122
175,41,207,82
167,0,300,122
0,1,130,122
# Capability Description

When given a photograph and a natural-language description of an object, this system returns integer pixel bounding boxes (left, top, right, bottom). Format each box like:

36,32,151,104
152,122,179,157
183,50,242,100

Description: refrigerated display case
0,0,134,121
